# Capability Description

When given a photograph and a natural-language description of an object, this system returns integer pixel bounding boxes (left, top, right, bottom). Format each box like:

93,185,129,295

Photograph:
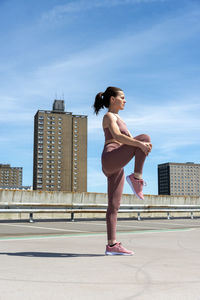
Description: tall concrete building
33,100,87,192
0,164,22,188
158,162,200,196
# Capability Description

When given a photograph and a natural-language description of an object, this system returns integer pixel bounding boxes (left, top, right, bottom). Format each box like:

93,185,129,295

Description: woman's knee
134,134,151,143
143,134,151,142
107,204,120,214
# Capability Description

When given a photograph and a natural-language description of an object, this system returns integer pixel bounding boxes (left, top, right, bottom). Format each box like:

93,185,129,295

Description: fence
0,203,200,222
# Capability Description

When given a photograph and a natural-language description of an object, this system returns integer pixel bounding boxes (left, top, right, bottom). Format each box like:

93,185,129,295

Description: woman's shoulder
103,112,118,121
102,112,118,129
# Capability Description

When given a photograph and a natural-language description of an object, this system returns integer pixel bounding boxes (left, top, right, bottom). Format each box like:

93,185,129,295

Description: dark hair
92,86,123,115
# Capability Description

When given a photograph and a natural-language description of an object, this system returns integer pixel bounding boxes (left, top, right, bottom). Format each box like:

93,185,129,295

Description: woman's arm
105,113,152,155
127,130,133,138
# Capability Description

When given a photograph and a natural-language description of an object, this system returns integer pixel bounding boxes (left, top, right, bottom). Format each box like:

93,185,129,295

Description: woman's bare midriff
104,138,122,146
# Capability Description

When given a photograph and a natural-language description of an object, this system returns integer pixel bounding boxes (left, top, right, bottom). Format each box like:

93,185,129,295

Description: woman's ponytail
92,86,123,115
92,92,105,115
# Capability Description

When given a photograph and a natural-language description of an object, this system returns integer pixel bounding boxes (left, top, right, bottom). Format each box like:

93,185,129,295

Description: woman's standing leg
105,167,133,255
106,168,125,244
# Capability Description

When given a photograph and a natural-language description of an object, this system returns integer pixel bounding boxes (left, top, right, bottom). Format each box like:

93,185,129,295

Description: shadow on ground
0,252,105,257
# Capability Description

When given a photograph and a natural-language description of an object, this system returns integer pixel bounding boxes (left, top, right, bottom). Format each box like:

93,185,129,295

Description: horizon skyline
1,97,199,195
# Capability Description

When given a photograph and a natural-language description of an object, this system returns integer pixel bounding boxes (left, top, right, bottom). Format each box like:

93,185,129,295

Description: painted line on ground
69,221,167,230
120,219,200,227
0,227,195,242
0,223,90,233
143,220,200,227
71,221,189,231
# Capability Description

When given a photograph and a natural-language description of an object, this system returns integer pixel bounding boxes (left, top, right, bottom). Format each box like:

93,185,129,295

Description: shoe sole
126,176,143,201
105,251,134,256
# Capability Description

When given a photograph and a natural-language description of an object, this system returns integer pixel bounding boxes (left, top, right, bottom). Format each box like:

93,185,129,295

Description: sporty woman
93,86,152,255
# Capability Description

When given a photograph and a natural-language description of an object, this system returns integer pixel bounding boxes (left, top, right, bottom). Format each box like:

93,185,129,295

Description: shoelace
130,173,147,186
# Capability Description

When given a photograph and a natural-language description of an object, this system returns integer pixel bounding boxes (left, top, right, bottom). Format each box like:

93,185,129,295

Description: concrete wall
0,189,200,221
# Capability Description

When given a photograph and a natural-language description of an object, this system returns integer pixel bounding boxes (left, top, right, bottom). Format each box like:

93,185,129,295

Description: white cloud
41,0,167,23
0,96,33,123
125,100,200,133
2,2,198,114
29,6,200,102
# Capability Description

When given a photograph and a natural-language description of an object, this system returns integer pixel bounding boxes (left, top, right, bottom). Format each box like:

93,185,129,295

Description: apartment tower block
158,162,200,196
33,100,87,192
0,164,22,188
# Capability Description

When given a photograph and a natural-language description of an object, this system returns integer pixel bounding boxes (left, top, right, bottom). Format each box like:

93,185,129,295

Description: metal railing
0,203,200,222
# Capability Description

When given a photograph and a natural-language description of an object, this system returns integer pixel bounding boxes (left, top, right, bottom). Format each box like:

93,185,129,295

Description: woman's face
113,91,126,110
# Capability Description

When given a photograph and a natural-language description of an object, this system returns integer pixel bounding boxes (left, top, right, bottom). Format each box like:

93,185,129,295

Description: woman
93,86,152,256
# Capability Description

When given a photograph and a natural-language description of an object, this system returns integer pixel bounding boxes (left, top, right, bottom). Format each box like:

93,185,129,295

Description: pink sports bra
103,116,130,141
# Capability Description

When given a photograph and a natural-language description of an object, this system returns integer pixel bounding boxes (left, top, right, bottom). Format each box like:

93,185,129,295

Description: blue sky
0,0,200,195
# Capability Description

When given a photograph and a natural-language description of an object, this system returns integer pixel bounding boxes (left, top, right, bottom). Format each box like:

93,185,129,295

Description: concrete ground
0,218,200,300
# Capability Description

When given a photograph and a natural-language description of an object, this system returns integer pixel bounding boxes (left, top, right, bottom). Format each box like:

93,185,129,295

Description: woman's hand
139,142,152,156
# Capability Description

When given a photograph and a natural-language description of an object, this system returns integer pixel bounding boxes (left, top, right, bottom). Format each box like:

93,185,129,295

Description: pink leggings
101,134,151,241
